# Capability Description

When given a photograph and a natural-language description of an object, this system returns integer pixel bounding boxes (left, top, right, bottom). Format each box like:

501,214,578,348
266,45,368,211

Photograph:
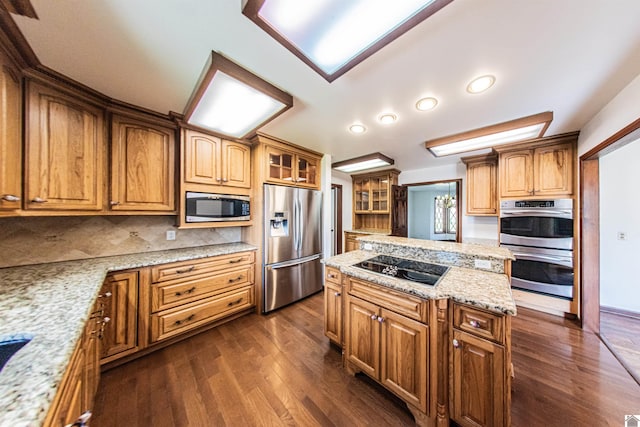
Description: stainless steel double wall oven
499,199,574,300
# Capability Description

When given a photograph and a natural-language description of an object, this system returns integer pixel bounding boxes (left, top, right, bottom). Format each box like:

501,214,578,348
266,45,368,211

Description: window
434,195,456,234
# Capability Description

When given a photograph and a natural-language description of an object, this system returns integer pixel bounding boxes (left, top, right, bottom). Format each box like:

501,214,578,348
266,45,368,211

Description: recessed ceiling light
467,75,496,94
349,124,367,134
416,97,438,111
378,113,397,124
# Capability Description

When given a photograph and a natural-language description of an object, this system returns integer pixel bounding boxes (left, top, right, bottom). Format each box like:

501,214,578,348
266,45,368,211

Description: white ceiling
12,0,640,172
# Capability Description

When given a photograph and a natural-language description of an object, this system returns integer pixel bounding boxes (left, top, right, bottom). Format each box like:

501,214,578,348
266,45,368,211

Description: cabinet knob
328,273,336,278
452,339,460,348
102,316,111,324
334,292,341,297
109,200,120,206
2,194,20,202
377,316,384,323
98,292,112,298
371,314,377,320
31,197,48,203
216,177,222,182
64,410,92,427
222,178,228,182
469,320,480,328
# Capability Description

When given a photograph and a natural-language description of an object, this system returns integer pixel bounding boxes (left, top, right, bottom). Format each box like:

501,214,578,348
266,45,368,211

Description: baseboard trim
600,305,640,320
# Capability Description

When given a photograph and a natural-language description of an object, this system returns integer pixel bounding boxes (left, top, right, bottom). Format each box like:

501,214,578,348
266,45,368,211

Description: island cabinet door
451,329,505,427
379,308,428,413
345,296,380,378
324,280,343,344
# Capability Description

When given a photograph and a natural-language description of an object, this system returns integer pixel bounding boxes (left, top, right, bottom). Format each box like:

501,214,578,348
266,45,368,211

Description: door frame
580,117,640,332
331,183,343,254
404,179,462,243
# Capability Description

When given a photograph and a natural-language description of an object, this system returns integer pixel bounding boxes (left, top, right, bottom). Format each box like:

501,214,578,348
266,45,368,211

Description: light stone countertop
344,229,391,235
0,242,256,427
325,249,517,316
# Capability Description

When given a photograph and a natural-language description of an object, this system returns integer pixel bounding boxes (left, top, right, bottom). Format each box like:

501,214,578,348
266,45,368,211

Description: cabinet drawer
325,266,342,284
151,251,255,283
151,266,253,312
150,286,254,342
453,303,504,344
348,278,428,323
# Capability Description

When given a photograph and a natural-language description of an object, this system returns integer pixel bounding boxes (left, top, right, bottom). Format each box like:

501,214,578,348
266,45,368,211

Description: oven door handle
512,252,572,267
501,210,572,217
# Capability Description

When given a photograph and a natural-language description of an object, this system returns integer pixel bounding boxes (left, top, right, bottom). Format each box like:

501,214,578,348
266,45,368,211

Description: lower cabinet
345,283,429,416
100,270,139,363
344,231,367,252
323,266,343,345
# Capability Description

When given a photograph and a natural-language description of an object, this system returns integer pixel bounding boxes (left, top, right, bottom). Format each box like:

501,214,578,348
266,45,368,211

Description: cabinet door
345,296,380,378
221,140,251,188
370,176,390,213
354,178,370,212
25,81,104,210
499,150,533,198
0,48,22,211
466,160,497,215
391,185,408,236
44,340,86,427
380,309,428,412
111,115,175,211
451,329,505,427
266,146,294,184
324,281,343,344
534,143,573,196
84,307,101,413
184,130,220,186
296,153,319,188
100,271,139,361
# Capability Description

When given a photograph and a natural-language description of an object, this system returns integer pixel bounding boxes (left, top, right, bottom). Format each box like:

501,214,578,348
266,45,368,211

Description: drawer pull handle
175,286,197,296
176,266,195,274
109,200,120,206
229,258,244,264
228,275,244,283
227,298,243,307
453,339,460,348
2,194,20,202
469,320,481,328
98,291,112,298
31,197,48,203
174,314,195,326
334,292,341,297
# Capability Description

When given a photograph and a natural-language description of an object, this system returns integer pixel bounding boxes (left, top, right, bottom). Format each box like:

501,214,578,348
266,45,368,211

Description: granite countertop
345,229,391,235
0,242,256,427
325,249,516,316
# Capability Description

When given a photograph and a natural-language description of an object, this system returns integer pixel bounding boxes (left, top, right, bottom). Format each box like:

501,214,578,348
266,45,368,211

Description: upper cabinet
495,133,577,199
24,80,105,211
253,133,322,190
110,114,176,212
461,153,498,216
351,169,400,233
183,129,250,189
0,46,22,212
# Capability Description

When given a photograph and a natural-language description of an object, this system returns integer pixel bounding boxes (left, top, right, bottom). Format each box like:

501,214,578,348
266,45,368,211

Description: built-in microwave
185,192,250,223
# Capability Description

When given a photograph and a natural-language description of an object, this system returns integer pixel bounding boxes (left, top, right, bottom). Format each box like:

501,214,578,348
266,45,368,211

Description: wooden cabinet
351,169,400,233
149,251,255,343
265,144,320,189
183,129,250,189
462,153,498,216
0,46,22,212
100,271,140,363
496,133,576,199
324,267,343,345
24,80,105,211
344,278,429,414
450,303,509,427
110,114,176,211
344,231,367,252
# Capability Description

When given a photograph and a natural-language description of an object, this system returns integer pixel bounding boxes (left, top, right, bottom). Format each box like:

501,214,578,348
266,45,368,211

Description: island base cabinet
451,329,505,427
323,280,343,345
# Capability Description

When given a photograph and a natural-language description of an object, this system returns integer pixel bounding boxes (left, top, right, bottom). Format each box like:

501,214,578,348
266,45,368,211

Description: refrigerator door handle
297,197,304,252
270,254,322,269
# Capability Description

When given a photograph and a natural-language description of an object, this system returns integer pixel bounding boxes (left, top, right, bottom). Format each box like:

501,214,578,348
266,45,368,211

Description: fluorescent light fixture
183,52,293,138
349,123,367,134
243,0,453,82
424,111,553,157
467,75,496,94
332,152,394,173
378,113,397,124
416,97,438,111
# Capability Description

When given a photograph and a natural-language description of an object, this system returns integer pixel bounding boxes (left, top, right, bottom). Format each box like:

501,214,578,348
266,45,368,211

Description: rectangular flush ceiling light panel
183,51,293,139
424,111,553,157
332,152,394,173
243,0,453,82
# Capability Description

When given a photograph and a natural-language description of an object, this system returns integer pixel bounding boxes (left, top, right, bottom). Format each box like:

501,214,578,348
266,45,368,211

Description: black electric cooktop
354,255,449,286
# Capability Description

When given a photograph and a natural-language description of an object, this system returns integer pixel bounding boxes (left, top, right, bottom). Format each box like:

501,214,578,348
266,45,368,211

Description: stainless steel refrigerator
263,184,323,313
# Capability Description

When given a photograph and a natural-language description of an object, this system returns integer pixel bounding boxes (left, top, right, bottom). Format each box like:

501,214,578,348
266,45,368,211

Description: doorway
404,179,461,243
331,184,343,255
581,117,640,384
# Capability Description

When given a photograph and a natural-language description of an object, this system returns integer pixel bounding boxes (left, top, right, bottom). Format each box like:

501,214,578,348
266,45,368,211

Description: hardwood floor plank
92,295,640,427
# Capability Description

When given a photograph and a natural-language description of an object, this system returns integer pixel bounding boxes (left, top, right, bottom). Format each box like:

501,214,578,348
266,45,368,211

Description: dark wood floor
600,309,640,384
93,294,640,426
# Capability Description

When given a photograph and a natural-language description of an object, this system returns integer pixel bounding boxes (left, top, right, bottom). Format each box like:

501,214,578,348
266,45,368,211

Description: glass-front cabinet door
354,178,370,213
267,146,294,184
370,176,390,213
297,154,318,188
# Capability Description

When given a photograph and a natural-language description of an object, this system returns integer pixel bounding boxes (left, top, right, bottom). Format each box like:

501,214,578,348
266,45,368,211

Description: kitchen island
324,235,516,427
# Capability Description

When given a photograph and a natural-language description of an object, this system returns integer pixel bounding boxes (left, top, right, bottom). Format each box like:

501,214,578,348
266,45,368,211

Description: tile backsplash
0,216,242,268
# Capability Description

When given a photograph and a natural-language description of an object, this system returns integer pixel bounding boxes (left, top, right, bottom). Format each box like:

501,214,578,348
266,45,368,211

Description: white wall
321,155,333,261
599,138,640,312
400,162,499,242
408,190,430,239
331,170,353,252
